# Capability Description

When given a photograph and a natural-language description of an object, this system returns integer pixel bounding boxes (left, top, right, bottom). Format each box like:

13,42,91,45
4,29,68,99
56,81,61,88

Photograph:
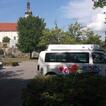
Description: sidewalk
0,61,37,106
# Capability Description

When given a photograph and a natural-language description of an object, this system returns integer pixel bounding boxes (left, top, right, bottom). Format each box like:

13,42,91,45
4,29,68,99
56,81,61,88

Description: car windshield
45,52,89,63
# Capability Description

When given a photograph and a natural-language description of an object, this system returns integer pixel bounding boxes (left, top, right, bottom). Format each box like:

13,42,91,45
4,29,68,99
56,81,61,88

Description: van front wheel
40,68,43,75
46,72,56,76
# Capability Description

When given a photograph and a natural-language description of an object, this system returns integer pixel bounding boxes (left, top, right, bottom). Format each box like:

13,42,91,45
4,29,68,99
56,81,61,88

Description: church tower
25,0,32,17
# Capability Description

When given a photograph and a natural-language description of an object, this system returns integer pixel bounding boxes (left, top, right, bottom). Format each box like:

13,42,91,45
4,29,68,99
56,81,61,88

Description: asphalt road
0,61,37,106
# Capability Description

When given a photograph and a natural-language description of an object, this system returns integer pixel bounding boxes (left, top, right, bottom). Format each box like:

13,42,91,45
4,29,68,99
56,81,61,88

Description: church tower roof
25,0,32,17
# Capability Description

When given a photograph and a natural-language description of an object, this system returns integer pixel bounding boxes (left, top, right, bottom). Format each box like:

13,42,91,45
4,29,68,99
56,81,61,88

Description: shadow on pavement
0,71,31,106
0,69,24,79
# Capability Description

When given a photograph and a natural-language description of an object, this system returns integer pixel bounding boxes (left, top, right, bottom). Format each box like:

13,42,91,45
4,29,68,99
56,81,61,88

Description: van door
92,52,106,76
44,52,90,74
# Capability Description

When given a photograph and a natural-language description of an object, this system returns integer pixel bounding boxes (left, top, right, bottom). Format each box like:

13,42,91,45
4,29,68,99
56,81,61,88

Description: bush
22,74,106,106
11,62,19,66
3,61,19,66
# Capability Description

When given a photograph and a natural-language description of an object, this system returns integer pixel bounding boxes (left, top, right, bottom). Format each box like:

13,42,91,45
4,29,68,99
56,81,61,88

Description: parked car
31,51,39,59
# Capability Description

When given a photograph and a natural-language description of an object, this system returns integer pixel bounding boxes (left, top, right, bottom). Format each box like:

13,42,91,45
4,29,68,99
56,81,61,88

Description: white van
37,44,106,76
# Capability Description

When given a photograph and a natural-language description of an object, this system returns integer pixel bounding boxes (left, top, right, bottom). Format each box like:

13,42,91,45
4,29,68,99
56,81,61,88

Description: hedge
3,61,19,66
22,74,106,106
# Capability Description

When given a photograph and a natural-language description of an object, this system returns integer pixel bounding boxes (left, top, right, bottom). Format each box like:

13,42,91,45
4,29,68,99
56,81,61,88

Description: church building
0,1,32,48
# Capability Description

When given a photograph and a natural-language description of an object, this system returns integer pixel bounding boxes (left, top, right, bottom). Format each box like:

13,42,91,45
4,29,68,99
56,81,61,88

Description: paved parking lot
0,61,37,106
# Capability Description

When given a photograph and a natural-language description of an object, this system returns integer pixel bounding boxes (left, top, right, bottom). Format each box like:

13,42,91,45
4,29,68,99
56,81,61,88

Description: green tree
68,22,82,42
2,36,10,43
17,16,46,58
68,22,102,44
39,26,76,48
93,0,106,8
39,28,65,47
39,22,102,50
81,29,102,44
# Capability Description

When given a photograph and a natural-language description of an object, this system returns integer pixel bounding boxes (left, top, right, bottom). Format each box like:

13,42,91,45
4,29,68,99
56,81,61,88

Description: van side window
45,52,89,63
45,53,67,62
68,53,89,63
92,52,106,64
45,53,56,62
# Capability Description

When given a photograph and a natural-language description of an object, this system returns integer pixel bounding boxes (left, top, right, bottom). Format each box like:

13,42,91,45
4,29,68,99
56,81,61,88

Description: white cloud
61,0,93,23
61,0,106,32
87,9,106,31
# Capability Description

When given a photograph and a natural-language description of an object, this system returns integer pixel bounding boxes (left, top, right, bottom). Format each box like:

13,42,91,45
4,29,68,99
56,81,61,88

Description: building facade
0,1,32,48
0,23,18,48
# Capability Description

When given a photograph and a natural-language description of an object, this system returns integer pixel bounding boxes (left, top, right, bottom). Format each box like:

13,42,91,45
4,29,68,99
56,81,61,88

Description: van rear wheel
40,68,43,75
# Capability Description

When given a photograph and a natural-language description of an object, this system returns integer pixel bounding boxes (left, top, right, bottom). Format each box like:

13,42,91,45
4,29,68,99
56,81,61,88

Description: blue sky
0,0,73,29
0,0,106,33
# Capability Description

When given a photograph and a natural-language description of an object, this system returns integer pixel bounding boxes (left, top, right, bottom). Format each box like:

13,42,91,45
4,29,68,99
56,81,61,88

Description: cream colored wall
0,31,18,48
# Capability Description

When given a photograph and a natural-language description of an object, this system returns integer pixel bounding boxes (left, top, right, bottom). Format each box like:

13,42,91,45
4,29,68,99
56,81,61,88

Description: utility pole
104,12,106,44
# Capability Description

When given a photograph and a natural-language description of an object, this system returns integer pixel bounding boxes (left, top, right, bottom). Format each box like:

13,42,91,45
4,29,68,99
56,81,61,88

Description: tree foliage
39,22,102,50
93,0,106,8
68,22,82,42
17,16,46,53
17,15,102,52
81,29,102,44
68,22,102,44
2,36,10,43
39,26,76,48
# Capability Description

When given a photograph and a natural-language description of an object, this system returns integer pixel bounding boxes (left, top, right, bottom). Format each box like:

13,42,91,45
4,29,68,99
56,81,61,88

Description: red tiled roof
0,23,17,31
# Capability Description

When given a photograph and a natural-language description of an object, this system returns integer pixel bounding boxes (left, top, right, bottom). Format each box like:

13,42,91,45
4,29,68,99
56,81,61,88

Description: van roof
47,44,102,51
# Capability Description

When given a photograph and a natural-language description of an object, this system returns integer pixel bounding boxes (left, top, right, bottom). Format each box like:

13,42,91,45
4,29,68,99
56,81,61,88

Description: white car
37,44,106,76
31,51,39,59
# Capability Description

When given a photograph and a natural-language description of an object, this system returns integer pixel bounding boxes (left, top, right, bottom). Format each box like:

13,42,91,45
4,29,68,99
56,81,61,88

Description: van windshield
45,52,89,63
92,52,106,63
